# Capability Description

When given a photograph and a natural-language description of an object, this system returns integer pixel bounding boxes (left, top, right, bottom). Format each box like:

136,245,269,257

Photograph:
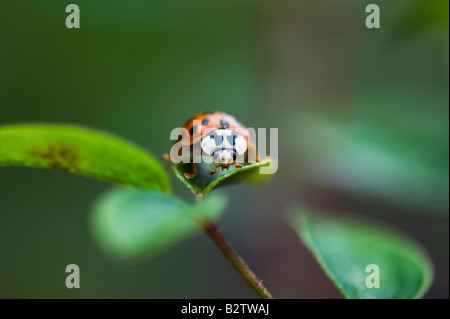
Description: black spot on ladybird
220,119,229,128
202,118,210,125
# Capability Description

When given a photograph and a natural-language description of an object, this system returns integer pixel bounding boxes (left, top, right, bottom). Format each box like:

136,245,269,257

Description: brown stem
199,218,274,299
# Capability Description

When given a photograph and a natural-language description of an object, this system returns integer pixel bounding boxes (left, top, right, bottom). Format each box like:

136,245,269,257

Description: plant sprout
0,123,434,299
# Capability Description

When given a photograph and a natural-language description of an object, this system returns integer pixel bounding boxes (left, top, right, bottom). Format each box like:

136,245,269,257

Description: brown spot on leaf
29,145,79,172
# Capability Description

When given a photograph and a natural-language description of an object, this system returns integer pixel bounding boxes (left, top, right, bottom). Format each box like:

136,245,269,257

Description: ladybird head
200,129,247,164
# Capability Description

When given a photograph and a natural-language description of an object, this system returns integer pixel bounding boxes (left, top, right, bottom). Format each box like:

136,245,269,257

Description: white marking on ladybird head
200,133,216,155
200,129,247,157
234,134,247,155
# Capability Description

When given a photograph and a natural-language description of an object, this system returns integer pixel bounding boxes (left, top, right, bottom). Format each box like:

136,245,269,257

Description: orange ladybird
164,111,260,179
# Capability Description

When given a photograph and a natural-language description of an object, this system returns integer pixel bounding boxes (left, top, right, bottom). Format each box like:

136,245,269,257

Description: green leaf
0,124,171,192
173,161,273,196
288,207,434,299
90,187,227,259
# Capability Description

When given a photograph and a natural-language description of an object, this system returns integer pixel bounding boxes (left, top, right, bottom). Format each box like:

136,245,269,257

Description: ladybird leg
184,162,198,179
210,164,222,175
162,154,171,161
234,163,242,169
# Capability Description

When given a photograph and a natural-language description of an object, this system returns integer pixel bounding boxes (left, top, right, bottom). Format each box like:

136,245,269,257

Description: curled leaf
173,160,272,196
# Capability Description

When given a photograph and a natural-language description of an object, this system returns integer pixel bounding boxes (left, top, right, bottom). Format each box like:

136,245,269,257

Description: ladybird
164,111,260,179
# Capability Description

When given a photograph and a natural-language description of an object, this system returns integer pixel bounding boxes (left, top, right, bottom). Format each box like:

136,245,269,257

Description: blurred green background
0,0,448,298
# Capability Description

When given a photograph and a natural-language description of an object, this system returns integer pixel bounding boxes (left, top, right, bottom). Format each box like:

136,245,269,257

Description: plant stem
194,192,274,299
